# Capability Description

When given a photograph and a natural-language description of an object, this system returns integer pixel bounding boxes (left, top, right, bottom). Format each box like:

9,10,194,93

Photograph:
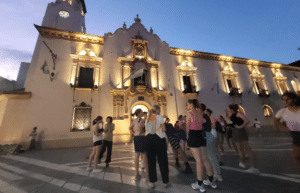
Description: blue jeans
206,132,221,175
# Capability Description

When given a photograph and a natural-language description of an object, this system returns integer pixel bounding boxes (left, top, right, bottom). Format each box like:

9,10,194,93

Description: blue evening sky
0,0,299,80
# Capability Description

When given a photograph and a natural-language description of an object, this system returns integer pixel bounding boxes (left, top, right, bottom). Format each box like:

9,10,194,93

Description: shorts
227,129,233,138
232,127,248,141
168,135,181,150
179,129,187,141
94,140,103,146
187,130,206,148
290,131,300,147
134,136,147,154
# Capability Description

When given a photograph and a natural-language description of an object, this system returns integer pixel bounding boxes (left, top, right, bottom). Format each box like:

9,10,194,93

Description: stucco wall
0,99,29,145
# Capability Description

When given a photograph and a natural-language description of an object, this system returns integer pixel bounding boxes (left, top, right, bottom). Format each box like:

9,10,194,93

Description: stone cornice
0,92,32,101
70,54,103,63
35,25,104,45
170,47,300,72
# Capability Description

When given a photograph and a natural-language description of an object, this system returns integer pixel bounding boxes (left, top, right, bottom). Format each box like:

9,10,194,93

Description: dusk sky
0,0,299,80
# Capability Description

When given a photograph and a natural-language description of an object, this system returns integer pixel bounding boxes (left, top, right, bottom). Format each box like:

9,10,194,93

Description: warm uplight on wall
70,66,77,86
159,85,163,90
248,60,259,65
219,55,233,61
78,50,86,55
224,66,234,72
272,63,282,68
178,49,193,54
275,69,283,77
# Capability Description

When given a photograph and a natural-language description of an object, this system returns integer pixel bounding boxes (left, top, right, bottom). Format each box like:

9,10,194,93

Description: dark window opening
227,79,233,89
183,76,193,93
77,67,94,88
255,81,261,90
134,73,146,86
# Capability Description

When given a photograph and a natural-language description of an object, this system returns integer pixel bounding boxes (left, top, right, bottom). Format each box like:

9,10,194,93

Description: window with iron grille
71,102,92,131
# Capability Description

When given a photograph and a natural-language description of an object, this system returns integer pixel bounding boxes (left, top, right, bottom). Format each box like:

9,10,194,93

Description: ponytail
146,105,160,122
93,116,102,125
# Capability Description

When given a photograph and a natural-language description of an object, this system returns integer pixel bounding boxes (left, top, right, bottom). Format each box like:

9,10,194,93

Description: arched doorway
129,101,151,142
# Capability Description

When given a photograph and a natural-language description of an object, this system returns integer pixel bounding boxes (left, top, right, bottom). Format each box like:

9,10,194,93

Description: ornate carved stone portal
111,36,168,119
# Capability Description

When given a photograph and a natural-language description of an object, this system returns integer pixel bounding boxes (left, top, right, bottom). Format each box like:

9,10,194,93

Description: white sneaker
203,179,210,185
86,167,92,171
191,182,206,192
202,180,217,189
214,174,223,182
92,169,102,173
245,167,260,174
239,162,246,169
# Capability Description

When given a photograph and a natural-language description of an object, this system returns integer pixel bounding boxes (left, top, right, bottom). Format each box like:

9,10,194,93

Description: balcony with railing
258,89,270,97
229,87,242,96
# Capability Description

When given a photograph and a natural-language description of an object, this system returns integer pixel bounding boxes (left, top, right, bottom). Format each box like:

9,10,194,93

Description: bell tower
41,0,87,33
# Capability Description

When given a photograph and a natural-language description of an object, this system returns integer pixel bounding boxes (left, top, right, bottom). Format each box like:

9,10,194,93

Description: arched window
262,105,273,117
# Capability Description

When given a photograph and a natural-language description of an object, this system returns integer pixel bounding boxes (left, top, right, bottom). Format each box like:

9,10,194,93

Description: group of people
87,116,115,173
86,90,299,192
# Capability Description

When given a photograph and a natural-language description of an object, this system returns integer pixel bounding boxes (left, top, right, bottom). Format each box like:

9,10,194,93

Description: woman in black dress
226,104,259,173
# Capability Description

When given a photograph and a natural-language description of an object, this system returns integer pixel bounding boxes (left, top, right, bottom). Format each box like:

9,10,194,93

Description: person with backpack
145,105,171,189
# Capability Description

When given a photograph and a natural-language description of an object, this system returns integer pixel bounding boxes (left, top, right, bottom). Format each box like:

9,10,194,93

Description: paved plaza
0,132,300,193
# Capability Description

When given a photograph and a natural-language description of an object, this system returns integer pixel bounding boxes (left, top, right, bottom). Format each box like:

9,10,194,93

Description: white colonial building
0,0,300,148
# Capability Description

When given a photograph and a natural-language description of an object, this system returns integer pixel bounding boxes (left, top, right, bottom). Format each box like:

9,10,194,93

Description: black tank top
230,113,244,126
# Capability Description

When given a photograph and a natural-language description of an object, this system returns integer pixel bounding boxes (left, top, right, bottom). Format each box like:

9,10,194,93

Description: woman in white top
87,116,104,173
274,91,300,165
145,105,171,189
129,109,149,181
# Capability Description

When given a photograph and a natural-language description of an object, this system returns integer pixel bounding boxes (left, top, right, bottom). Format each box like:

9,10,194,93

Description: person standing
253,118,261,135
176,115,187,154
205,109,224,166
201,104,223,182
99,116,115,167
165,118,193,174
87,116,104,173
145,105,171,189
28,127,38,150
218,116,229,155
226,104,259,173
187,100,217,192
274,91,300,165
129,109,149,181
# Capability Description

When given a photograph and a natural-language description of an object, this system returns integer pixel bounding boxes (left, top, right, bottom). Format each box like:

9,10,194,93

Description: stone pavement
0,132,300,193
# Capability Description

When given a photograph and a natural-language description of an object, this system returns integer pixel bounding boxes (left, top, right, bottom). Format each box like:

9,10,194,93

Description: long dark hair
282,91,300,107
132,108,142,117
228,104,239,113
93,116,102,125
107,116,113,123
187,99,201,109
220,115,227,125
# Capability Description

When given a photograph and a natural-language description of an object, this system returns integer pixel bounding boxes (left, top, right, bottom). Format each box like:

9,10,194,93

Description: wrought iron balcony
258,89,270,97
183,85,198,94
229,87,242,96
